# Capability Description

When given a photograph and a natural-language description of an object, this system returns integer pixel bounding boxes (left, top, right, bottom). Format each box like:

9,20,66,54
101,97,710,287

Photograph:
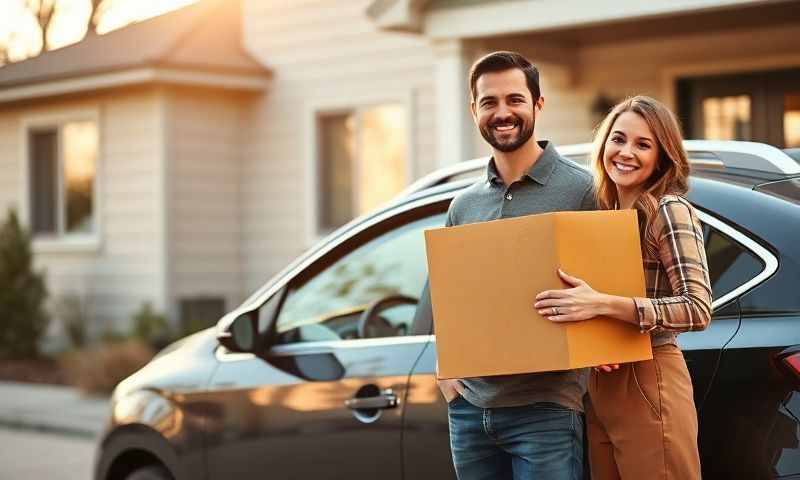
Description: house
0,0,797,336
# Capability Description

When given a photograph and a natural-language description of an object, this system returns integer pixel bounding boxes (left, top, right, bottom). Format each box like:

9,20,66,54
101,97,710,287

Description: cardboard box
425,209,653,379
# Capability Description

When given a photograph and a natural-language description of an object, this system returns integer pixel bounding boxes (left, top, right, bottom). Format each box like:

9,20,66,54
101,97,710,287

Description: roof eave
0,65,271,105
366,0,432,33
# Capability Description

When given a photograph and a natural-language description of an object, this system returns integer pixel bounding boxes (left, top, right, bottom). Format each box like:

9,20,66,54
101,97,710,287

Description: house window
702,95,751,141
784,92,800,148
678,68,800,148
317,104,407,233
29,121,98,236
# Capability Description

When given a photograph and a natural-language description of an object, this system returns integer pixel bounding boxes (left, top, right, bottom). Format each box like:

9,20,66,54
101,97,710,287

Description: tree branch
26,0,56,53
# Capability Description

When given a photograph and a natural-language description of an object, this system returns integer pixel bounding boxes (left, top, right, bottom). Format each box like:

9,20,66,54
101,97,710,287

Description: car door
678,210,789,478
691,213,800,478
677,210,762,408
402,327,455,480
203,202,448,479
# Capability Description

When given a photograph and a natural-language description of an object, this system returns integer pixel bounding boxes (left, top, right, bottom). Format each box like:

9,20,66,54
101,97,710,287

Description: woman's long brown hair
591,95,690,254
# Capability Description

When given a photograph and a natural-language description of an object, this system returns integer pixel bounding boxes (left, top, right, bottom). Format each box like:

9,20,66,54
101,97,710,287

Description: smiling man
435,51,596,480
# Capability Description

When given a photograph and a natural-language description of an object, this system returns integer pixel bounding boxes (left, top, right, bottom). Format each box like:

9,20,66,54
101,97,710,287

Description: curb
0,415,102,440
0,381,108,441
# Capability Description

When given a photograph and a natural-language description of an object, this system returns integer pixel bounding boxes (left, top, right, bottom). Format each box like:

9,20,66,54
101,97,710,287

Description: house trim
0,67,271,105
303,90,417,248
366,0,432,32
659,52,800,111
157,87,175,323
421,0,775,40
19,107,103,254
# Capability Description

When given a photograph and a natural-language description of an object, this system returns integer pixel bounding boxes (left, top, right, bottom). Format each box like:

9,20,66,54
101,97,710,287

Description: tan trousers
586,343,702,480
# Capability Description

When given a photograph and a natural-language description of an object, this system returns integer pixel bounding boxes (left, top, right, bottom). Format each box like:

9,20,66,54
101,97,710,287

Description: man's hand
437,378,465,403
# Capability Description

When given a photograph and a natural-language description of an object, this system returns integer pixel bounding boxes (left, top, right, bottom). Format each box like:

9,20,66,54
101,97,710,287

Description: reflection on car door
203,205,449,479
203,336,430,479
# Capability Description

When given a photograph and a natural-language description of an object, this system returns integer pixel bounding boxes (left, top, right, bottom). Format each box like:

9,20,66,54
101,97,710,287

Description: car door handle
345,389,398,410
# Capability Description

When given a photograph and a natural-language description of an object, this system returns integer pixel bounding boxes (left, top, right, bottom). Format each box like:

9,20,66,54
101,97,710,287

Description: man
432,51,595,479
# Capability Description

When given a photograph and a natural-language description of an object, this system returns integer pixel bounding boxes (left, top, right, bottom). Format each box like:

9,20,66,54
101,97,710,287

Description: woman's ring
552,306,559,316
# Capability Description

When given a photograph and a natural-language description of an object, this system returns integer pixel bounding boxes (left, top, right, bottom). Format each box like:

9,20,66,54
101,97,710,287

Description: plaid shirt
633,195,713,344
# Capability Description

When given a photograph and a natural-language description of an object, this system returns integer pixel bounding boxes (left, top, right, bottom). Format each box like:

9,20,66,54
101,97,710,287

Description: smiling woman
602,111,660,208
538,95,711,480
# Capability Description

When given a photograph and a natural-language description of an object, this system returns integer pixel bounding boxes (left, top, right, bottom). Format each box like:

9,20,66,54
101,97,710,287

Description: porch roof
368,0,797,40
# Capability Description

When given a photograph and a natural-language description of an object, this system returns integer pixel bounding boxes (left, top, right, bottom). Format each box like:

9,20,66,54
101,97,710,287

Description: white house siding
166,88,246,321
239,0,439,294
0,114,21,211
0,89,167,336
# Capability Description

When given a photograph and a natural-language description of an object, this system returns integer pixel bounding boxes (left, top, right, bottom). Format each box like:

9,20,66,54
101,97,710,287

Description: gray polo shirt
442,140,596,411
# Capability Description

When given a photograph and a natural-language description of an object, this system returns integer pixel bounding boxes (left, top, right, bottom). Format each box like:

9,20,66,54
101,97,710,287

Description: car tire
125,465,172,480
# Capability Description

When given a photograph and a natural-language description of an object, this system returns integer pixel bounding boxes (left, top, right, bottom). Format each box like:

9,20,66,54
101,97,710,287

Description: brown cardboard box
425,209,653,379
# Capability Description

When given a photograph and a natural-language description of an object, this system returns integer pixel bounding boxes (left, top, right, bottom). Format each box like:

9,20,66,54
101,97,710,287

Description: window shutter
29,129,58,234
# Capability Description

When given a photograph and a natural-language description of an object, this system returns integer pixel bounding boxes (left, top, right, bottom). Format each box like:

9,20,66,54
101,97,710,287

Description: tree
86,0,112,37
26,0,57,53
22,0,111,56
0,209,50,359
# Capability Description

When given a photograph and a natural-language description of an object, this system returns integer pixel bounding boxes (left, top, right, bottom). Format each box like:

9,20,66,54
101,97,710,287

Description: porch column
433,38,473,168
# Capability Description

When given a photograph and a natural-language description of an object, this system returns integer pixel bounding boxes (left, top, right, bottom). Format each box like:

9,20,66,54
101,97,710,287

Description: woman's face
602,111,660,197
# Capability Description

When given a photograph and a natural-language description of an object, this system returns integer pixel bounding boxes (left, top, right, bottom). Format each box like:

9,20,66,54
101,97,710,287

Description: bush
60,340,155,394
54,294,90,349
131,302,172,349
0,209,49,359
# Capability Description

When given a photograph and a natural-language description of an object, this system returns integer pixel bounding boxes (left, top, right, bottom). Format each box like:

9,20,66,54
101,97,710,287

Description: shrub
131,302,172,349
0,209,49,359
55,294,90,349
60,339,155,394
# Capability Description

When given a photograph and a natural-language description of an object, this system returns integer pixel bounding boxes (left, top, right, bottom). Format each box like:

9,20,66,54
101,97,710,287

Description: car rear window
756,178,800,205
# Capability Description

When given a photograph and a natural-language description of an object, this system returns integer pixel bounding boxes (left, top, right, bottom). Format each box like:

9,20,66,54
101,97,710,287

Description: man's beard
480,114,535,153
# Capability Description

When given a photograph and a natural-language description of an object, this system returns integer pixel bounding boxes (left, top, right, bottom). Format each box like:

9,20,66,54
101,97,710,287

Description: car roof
397,141,800,198
784,148,800,164
235,141,798,314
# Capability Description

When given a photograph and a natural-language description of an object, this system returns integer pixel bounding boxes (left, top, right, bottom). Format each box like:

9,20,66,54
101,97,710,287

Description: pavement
0,381,109,439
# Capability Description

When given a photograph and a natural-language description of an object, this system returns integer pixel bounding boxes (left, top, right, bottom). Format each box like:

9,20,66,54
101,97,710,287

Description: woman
534,95,712,479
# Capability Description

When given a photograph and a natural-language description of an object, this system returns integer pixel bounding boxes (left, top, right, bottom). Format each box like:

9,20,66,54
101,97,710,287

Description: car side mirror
217,311,257,353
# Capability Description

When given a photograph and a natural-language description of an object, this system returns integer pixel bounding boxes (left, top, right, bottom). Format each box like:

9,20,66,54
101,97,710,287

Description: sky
0,0,199,61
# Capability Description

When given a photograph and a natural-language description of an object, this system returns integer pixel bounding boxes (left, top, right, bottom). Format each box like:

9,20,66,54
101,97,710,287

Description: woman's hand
437,378,465,403
535,269,608,323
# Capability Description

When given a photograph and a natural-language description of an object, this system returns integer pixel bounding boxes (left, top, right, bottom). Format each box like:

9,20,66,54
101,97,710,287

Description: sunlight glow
0,0,200,59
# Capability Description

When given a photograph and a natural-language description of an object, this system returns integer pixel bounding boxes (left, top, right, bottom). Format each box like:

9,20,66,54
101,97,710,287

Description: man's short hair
468,51,541,101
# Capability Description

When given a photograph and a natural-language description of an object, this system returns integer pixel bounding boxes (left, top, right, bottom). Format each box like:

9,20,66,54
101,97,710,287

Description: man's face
471,68,542,153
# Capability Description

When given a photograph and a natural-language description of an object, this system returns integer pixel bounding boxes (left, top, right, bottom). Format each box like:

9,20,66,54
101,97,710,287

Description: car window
756,178,800,205
274,212,447,344
703,222,764,300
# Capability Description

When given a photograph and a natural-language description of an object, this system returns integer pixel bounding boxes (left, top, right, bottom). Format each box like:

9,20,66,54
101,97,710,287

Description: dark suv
96,141,800,480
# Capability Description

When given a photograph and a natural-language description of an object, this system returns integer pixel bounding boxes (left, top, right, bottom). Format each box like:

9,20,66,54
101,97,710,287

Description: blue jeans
448,396,584,480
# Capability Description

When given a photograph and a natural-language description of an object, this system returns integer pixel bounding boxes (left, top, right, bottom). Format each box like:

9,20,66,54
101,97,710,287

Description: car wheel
125,465,172,480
